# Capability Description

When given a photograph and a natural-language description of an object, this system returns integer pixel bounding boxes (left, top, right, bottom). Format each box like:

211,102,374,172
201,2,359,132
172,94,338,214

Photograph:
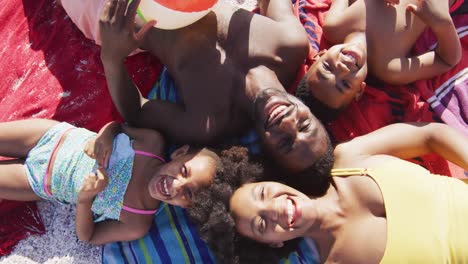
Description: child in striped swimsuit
0,119,252,245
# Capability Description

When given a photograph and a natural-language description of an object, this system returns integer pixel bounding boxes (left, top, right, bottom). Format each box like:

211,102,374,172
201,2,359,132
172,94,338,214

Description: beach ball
137,0,219,30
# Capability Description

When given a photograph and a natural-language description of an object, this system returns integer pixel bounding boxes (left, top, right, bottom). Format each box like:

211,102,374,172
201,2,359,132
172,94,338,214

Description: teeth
163,178,169,196
269,105,287,122
287,199,294,225
345,52,359,67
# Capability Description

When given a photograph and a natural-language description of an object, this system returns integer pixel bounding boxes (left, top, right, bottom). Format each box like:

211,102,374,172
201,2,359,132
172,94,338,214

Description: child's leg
0,119,59,158
0,159,41,201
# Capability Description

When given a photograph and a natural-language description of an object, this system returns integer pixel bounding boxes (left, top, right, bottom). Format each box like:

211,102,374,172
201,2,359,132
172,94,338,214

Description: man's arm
258,0,296,22
334,123,468,170
100,59,185,131
99,0,213,144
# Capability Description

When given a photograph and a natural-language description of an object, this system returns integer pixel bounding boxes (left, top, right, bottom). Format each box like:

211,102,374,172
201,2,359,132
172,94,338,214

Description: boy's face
253,88,330,173
305,43,368,109
148,147,216,208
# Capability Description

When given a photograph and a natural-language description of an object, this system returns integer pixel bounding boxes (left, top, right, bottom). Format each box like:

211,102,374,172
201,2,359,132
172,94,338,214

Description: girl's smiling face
149,146,217,208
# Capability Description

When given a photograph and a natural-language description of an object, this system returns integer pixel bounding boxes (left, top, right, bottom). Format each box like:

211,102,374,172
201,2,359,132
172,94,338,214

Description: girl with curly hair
0,118,253,245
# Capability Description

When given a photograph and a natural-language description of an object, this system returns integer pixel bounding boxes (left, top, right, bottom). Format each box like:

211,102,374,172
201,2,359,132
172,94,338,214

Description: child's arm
334,123,468,170
75,168,108,243
383,1,461,85
323,0,358,44
75,168,153,245
84,121,122,168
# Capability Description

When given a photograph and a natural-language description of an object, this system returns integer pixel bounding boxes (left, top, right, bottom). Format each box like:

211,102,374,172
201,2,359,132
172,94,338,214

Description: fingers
126,0,141,27
406,3,418,13
100,0,128,27
116,0,129,21
135,20,156,41
104,151,111,169
84,139,95,158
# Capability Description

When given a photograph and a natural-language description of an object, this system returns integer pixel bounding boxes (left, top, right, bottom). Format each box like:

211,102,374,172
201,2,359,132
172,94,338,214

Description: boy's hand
78,168,108,203
99,0,156,62
406,0,451,29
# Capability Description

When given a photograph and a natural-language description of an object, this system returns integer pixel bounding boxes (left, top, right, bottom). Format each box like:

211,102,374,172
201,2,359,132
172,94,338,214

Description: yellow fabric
331,159,468,264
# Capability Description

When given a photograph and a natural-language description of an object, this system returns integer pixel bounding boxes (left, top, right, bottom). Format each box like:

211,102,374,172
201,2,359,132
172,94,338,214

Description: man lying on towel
59,0,334,180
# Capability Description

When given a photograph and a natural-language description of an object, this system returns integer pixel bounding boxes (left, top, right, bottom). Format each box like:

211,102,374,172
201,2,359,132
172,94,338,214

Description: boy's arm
383,2,461,85
323,0,358,44
334,123,468,170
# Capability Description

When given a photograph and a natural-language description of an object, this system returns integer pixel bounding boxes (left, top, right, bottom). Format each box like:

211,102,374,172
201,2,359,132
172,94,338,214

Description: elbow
377,72,408,86
126,226,151,242
77,234,94,245
444,51,462,68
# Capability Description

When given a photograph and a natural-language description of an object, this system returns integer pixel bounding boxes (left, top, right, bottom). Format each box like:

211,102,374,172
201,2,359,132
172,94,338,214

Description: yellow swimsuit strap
330,168,369,177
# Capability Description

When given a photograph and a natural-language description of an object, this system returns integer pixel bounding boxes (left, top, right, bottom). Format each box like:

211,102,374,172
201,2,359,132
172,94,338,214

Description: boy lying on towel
296,0,463,112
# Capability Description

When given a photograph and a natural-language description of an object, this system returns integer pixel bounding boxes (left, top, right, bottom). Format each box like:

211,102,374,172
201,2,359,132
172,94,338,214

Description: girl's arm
75,168,153,244
334,123,468,170
84,121,122,168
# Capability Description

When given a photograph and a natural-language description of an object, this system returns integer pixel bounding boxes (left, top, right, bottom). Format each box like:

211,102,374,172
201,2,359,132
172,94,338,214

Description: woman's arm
334,123,468,170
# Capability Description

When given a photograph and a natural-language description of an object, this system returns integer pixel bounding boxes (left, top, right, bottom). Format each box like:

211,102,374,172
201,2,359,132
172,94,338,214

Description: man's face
305,43,368,109
253,88,330,172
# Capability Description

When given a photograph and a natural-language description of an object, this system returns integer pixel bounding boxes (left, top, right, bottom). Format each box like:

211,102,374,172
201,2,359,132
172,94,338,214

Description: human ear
312,49,328,62
170,145,190,160
268,242,284,248
355,82,366,101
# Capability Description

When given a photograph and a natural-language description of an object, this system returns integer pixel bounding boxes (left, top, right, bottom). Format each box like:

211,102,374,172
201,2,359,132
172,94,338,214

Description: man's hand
78,168,108,203
99,0,156,62
384,0,399,6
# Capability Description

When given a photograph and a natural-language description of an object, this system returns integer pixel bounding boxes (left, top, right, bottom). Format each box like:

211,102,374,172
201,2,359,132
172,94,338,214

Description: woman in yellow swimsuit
188,122,468,264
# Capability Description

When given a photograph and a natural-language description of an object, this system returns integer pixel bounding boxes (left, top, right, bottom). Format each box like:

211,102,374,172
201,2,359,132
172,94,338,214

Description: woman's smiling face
230,182,314,245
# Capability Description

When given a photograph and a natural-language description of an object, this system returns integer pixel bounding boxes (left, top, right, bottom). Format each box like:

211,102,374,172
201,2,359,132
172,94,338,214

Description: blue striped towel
102,67,320,264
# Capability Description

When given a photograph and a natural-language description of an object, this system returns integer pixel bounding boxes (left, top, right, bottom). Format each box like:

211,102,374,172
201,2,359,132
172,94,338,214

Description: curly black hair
187,146,301,264
295,76,342,123
281,137,334,197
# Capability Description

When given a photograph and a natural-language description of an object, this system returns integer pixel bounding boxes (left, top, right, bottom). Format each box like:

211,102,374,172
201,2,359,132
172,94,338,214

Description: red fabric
411,14,468,137
0,0,162,255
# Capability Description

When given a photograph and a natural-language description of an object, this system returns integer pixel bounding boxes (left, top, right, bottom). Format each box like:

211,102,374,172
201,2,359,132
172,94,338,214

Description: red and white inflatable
137,0,219,30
